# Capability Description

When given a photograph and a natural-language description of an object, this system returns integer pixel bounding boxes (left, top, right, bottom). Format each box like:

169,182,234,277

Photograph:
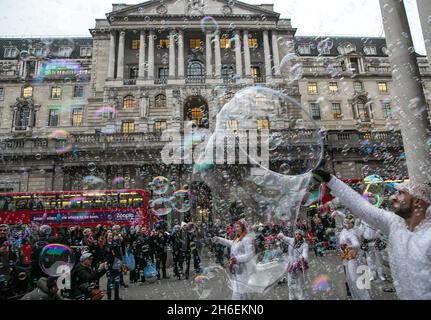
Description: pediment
107,0,279,19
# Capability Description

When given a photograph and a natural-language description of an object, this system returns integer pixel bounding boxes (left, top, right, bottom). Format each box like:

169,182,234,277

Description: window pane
131,40,140,50
159,39,169,48
354,81,363,92
23,86,33,98
51,87,62,99
48,110,59,127
123,96,136,109
332,103,342,119
122,121,135,133
154,121,167,132
191,108,203,126
72,108,83,126
189,39,201,49
308,82,318,94
220,38,231,49
310,103,321,120
257,119,269,130
378,82,388,93
329,82,338,93
227,120,238,131
73,86,84,97
382,102,392,118
248,38,258,49
251,67,260,77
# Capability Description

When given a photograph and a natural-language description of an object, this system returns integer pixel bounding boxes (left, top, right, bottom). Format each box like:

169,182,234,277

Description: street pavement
98,249,398,300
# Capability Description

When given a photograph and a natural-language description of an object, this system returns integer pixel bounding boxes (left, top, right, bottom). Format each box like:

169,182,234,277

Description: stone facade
0,0,430,196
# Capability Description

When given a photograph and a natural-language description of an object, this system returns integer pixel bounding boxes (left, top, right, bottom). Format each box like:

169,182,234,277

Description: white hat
181,222,187,228
394,182,431,204
80,252,93,262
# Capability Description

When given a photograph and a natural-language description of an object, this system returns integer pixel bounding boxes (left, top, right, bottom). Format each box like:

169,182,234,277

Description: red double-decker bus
0,189,151,232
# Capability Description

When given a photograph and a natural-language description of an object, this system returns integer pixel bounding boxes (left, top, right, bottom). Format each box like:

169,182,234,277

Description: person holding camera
71,252,107,300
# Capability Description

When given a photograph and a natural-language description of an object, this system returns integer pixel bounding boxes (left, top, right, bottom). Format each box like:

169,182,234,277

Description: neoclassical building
0,0,430,217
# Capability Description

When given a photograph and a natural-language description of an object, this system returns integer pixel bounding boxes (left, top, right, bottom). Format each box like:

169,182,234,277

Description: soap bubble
170,189,191,213
152,176,171,195
280,53,303,83
39,244,76,277
150,198,173,216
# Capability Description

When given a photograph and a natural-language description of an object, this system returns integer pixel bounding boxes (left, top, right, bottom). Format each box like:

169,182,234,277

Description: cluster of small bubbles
150,197,173,216
83,175,106,190
280,53,303,83
152,176,171,195
200,16,219,38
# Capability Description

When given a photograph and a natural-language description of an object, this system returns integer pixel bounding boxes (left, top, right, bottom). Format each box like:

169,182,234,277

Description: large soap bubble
191,86,323,296
39,244,76,277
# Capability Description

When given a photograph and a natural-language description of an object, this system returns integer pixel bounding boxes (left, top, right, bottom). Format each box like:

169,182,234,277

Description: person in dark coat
152,226,170,280
134,226,154,283
71,252,107,299
103,232,123,300
21,277,62,300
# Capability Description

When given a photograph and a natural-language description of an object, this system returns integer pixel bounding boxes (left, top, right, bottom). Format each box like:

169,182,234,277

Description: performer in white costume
313,169,431,300
278,229,309,300
214,219,255,300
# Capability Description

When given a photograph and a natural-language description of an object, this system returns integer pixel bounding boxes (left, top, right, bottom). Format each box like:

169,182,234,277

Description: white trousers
365,243,385,280
344,259,370,300
287,271,307,300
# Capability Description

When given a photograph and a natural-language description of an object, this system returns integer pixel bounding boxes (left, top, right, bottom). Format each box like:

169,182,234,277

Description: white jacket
328,177,431,300
215,235,255,294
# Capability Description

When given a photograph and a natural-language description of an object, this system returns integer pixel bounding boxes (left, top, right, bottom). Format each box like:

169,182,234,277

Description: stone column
169,30,176,78
243,30,251,76
263,30,272,77
107,31,116,79
271,30,281,76
52,166,64,191
234,31,243,77
214,32,222,77
148,30,155,80
380,0,431,183
416,0,431,69
206,32,213,77
117,31,125,80
139,30,146,78
178,30,185,77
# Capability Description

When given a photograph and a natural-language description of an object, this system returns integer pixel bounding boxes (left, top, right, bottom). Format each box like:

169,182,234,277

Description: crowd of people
1,169,430,300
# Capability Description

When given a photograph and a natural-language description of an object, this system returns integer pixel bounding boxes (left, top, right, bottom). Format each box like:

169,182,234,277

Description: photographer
71,252,107,300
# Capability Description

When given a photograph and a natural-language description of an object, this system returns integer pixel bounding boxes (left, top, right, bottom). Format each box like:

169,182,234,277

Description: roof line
0,35,92,39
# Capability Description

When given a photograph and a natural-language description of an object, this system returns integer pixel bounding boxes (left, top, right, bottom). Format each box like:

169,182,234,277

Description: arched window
187,61,205,78
123,95,136,109
155,94,166,108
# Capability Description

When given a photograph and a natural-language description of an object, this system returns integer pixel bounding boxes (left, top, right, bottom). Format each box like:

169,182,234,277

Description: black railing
186,76,206,84
155,78,167,84
253,76,265,83
222,77,236,84
123,79,137,85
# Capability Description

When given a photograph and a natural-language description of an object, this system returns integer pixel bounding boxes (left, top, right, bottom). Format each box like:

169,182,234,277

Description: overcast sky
0,0,426,54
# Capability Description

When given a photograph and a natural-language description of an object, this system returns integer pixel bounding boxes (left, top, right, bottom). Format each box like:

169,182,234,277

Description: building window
159,39,169,49
251,66,261,78
310,103,321,120
329,82,338,93
48,109,59,127
378,82,388,93
227,120,238,131
58,47,73,57
14,106,31,131
248,38,258,49
22,86,33,98
0,87,4,100
257,118,269,130
220,37,231,49
73,85,84,98
354,81,364,92
189,39,201,49
121,121,135,134
191,108,203,126
382,102,392,118
364,46,377,55
80,47,92,57
29,47,47,57
4,47,18,58
158,67,168,79
71,108,83,126
354,99,371,121
298,44,311,55
129,66,139,79
337,43,356,55
154,120,167,132
187,61,205,78
155,94,166,108
123,95,136,109
308,82,318,94
131,40,140,50
332,103,342,119
51,87,62,99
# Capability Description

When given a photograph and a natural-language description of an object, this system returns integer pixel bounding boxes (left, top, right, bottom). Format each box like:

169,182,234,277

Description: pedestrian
21,277,62,300
71,252,107,300
213,219,255,300
103,232,123,300
313,169,431,299
278,229,309,300
152,225,170,280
